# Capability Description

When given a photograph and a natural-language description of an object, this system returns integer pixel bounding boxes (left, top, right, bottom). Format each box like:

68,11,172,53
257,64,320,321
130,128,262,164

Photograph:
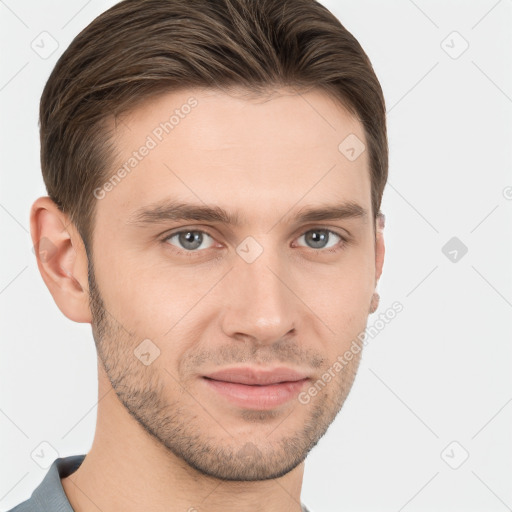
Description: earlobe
30,196,93,323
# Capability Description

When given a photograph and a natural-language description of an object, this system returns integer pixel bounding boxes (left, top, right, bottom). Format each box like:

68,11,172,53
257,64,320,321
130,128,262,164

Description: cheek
92,249,169,335
308,250,374,304
97,258,218,350
302,256,374,342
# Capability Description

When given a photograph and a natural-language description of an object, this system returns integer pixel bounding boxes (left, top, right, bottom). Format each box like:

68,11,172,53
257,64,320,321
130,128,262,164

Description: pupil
181,231,201,249
308,230,327,248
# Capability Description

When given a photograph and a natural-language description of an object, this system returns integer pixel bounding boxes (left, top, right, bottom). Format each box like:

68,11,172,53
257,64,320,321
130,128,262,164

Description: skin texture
31,87,385,512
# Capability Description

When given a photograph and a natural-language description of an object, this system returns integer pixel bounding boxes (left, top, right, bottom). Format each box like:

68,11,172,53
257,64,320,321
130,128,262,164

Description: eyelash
160,227,349,258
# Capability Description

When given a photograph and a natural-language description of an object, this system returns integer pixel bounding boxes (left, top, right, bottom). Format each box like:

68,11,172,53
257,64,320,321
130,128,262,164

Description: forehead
97,87,371,229
115,86,364,150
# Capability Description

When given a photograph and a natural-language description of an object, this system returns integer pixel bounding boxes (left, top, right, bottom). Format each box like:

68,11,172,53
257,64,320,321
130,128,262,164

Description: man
11,0,387,510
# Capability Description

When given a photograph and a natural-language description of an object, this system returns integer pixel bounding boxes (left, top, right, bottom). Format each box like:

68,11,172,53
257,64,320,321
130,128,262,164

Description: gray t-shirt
7,455,311,512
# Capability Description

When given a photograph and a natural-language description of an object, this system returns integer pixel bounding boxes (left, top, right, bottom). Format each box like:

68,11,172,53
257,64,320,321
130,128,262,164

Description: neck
61,362,305,512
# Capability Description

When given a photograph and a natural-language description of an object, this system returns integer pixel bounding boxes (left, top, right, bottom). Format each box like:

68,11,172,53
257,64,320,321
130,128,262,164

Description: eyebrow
127,199,368,228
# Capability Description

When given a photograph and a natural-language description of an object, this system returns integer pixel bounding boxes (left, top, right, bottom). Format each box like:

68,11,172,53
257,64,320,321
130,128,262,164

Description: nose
220,244,297,345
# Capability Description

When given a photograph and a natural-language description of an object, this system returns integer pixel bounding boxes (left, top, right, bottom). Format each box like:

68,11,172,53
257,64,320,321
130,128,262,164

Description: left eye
295,229,341,250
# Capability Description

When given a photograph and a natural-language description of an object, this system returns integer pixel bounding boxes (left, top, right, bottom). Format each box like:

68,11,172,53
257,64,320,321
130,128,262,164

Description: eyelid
292,223,351,241
161,226,217,243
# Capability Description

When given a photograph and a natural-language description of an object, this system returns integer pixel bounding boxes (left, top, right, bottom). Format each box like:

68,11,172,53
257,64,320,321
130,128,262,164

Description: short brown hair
40,0,387,252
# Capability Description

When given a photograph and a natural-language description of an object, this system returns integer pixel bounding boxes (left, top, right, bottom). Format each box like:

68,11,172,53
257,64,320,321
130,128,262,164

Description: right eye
163,230,217,252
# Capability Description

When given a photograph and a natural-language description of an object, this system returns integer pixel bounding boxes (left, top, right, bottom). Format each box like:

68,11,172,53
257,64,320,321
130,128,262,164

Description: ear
368,212,385,314
374,211,385,286
30,196,92,323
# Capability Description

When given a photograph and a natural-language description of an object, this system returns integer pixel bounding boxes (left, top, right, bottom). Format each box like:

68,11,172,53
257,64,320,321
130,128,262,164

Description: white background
1,1,511,511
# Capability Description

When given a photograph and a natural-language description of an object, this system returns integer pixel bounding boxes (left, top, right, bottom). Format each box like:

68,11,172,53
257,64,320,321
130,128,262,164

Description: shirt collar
30,455,85,512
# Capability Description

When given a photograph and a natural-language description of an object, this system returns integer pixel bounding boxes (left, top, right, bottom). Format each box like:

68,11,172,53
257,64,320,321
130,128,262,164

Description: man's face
87,87,379,481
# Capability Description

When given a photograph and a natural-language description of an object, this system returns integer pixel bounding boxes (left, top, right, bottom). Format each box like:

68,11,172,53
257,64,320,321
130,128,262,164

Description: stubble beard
86,261,362,481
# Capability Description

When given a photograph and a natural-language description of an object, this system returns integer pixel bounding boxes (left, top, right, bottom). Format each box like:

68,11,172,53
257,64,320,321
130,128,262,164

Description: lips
203,366,309,386
201,366,310,409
